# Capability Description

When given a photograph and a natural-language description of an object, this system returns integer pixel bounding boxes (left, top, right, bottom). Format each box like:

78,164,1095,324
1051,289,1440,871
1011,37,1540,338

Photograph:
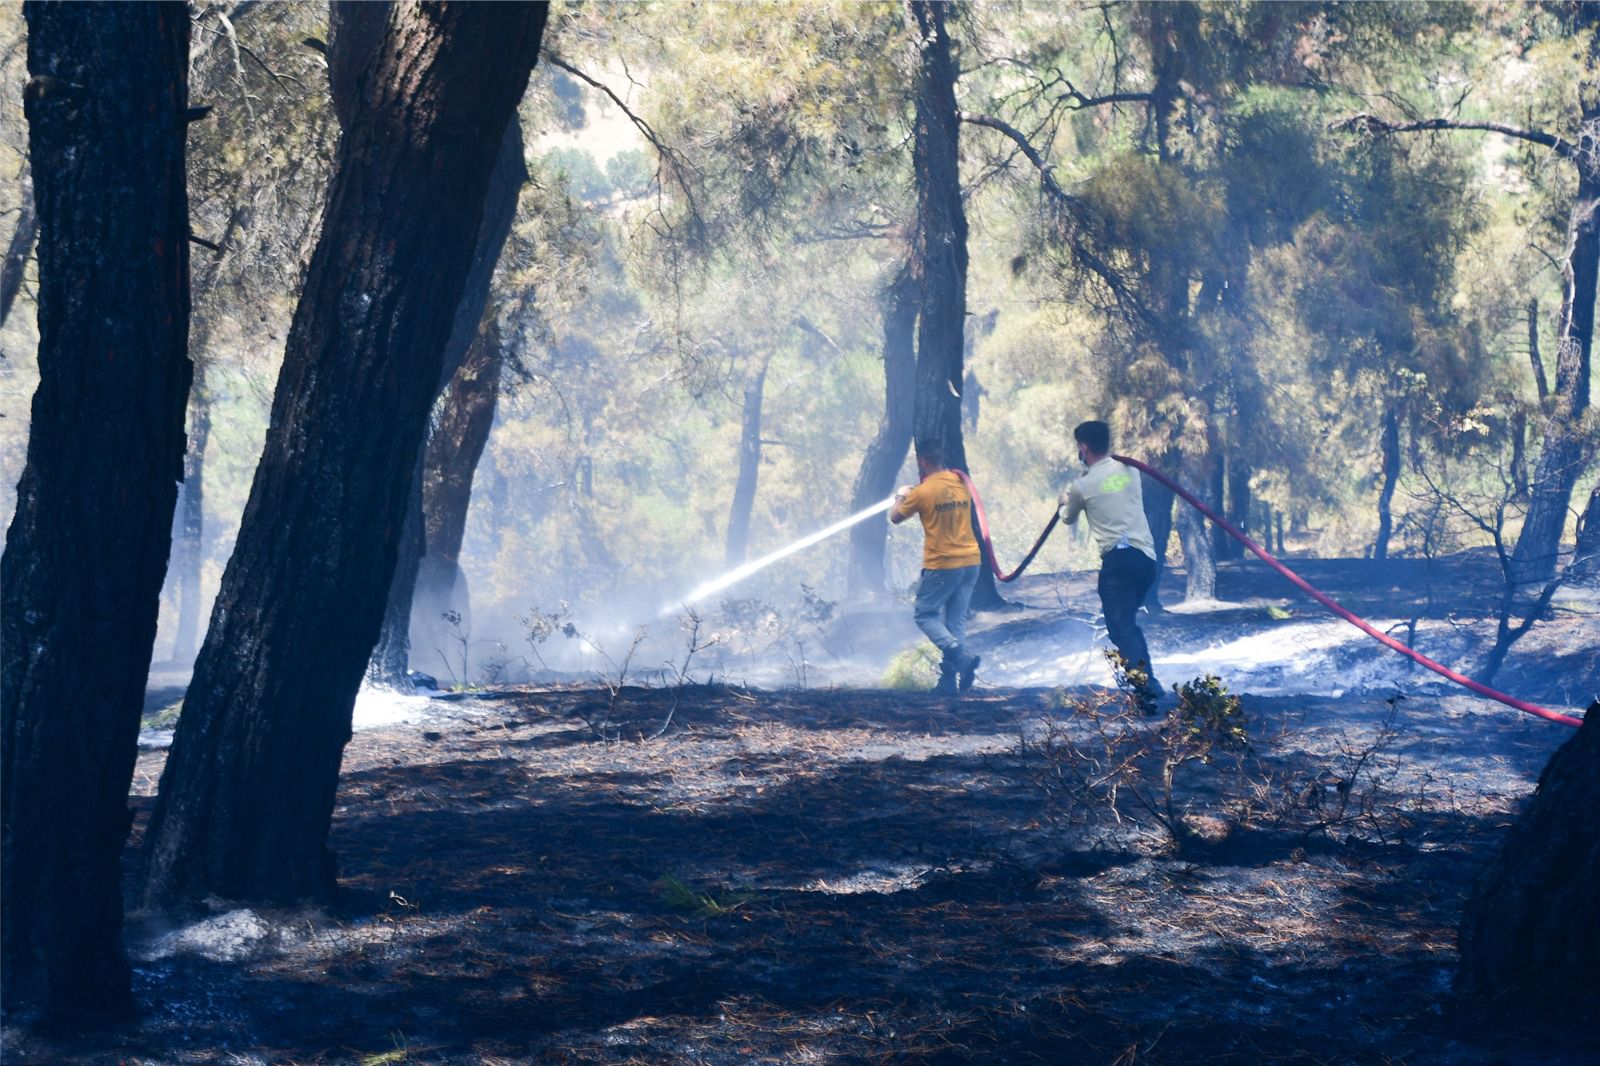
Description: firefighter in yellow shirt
891,442,982,694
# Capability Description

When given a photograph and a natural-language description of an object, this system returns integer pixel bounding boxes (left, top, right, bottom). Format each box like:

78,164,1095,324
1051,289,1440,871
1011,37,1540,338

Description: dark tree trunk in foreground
1,2,191,1024
907,0,965,472
1373,404,1401,561
906,1,1011,608
416,318,507,639
367,113,529,688
725,353,772,567
847,261,919,593
1457,700,1600,1010
141,1,547,909
0,163,36,329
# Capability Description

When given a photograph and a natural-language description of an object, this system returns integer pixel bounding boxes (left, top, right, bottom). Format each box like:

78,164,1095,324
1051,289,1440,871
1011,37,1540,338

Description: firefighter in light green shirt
1059,421,1162,711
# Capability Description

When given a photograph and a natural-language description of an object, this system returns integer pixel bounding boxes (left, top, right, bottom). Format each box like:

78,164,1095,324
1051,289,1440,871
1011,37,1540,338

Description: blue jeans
914,565,979,659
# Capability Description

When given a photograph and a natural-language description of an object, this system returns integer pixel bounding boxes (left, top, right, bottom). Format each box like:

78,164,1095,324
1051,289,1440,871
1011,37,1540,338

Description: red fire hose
954,462,1584,729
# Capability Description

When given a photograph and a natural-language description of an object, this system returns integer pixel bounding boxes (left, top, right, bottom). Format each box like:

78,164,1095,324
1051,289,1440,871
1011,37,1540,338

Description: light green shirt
1061,457,1157,561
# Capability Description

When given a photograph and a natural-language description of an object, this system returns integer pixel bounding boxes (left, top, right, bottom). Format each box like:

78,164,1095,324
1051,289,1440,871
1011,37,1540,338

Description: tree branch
959,109,1157,332
543,53,705,242
1334,113,1576,161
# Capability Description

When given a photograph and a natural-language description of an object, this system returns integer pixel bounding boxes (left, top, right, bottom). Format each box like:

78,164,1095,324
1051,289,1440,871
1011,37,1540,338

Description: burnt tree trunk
1176,431,1219,601
343,0,530,688
416,318,507,636
1142,464,1175,612
1456,699,1600,1009
0,163,36,329
1509,104,1598,584
906,1,1010,609
907,0,966,471
1527,298,1549,404
168,203,248,666
365,99,528,688
1221,443,1250,561
847,261,918,593
1570,482,1600,585
140,1,547,910
725,353,772,567
0,1,191,1024
1374,404,1402,561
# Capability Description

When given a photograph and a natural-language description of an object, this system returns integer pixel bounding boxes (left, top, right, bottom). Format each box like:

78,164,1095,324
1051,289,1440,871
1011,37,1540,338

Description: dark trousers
1098,547,1158,686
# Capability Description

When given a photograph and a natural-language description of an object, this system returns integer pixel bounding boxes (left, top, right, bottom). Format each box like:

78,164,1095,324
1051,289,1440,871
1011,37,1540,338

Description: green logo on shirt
1103,472,1131,492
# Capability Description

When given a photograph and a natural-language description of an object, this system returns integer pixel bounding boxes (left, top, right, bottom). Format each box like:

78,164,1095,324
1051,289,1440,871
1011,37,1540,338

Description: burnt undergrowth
6,679,1593,1064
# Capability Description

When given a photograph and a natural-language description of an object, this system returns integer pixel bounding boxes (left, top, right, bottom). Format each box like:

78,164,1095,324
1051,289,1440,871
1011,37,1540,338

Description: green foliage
655,873,755,919
142,700,184,732
539,146,612,203
882,643,941,690
1174,675,1249,755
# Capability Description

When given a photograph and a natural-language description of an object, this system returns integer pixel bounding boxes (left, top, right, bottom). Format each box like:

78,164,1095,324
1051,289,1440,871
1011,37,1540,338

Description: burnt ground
6,555,1599,1065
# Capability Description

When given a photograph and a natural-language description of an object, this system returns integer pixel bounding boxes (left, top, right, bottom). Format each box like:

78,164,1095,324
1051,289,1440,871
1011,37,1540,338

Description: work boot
958,651,981,692
1138,678,1165,717
932,654,959,695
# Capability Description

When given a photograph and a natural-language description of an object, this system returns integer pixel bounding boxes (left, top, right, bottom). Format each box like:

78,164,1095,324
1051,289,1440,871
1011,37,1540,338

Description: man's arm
890,484,919,525
1057,481,1085,525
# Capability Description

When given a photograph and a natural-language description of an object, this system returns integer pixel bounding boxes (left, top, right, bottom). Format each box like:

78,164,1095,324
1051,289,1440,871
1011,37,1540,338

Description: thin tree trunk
725,353,771,567
417,318,506,633
847,260,918,593
1,1,191,1024
1209,445,1229,561
1142,463,1175,612
0,163,36,329
1220,444,1249,562
1571,482,1600,582
1177,441,1218,601
1374,404,1401,561
1528,298,1549,403
140,1,546,910
1510,406,1529,502
172,360,211,663
1509,145,1597,584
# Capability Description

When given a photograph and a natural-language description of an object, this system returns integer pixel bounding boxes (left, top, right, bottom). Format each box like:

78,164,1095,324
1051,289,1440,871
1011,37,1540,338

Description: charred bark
1142,464,1175,612
1374,405,1402,561
725,353,772,567
1,1,191,1024
140,1,546,909
0,163,36,330
1456,700,1600,1010
1176,444,1218,601
1218,444,1249,562
907,0,967,471
417,318,507,631
363,85,528,689
847,261,918,593
905,1,1010,609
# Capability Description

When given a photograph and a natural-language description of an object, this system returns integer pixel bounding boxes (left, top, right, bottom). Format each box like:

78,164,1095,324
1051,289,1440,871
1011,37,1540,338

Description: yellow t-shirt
893,470,982,570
